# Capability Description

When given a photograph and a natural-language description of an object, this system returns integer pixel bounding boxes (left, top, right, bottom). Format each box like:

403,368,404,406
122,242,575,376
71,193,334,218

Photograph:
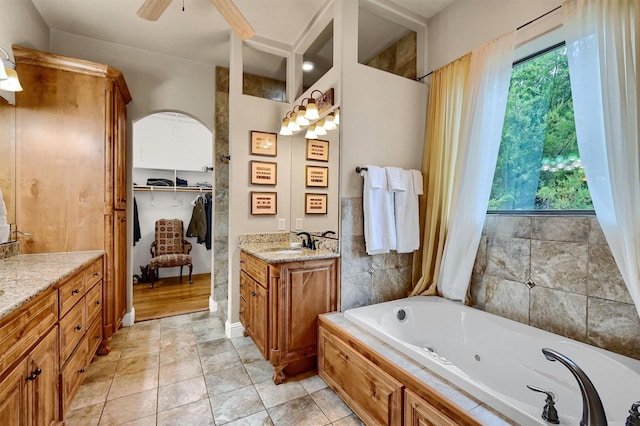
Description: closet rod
416,4,563,82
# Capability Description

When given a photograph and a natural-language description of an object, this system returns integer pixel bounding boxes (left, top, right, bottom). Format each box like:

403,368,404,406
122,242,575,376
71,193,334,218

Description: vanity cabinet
239,251,338,383
13,45,131,344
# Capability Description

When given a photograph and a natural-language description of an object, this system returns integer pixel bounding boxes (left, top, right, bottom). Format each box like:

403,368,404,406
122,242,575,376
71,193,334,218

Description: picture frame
305,193,328,215
250,131,277,157
306,139,329,162
250,192,277,215
250,160,277,185
306,165,329,187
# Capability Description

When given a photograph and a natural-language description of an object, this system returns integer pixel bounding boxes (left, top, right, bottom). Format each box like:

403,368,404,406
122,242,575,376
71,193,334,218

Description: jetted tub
344,296,640,425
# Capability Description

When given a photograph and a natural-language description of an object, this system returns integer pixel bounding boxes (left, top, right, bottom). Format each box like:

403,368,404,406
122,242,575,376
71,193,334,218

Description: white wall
427,0,563,71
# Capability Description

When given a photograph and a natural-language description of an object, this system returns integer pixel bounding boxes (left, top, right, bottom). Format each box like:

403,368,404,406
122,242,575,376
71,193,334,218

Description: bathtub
343,296,640,425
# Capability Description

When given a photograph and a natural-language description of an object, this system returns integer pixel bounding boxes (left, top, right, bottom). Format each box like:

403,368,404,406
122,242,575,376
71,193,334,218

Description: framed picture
305,193,328,214
250,161,277,185
306,165,329,187
306,139,329,162
250,131,277,156
251,192,277,215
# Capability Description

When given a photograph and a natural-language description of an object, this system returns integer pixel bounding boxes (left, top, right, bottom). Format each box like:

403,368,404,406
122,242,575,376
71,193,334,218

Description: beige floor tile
230,335,255,350
310,388,353,422
331,414,365,426
235,343,264,364
108,368,159,401
160,332,198,351
158,357,203,386
99,389,157,425
204,364,253,397
120,341,160,360
127,327,161,341
84,359,119,385
64,401,104,426
197,338,235,358
225,410,274,426
200,349,242,375
119,414,157,426
160,342,200,366
254,379,308,408
124,335,161,349
115,353,160,376
210,385,265,424
157,398,215,426
243,359,274,384
299,374,328,394
267,395,330,426
157,376,208,412
69,379,111,411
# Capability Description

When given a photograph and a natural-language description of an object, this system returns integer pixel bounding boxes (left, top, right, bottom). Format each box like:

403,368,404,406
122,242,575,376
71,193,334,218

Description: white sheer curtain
563,0,640,318
437,31,517,301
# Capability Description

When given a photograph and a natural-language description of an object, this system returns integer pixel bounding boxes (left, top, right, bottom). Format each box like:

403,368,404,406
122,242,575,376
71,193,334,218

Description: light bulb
315,119,327,135
323,113,337,130
296,108,310,126
279,118,292,135
288,113,301,132
305,99,319,120
305,125,317,139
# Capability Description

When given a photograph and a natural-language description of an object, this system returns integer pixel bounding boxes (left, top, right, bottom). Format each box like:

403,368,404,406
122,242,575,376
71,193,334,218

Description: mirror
0,96,16,244
289,119,339,237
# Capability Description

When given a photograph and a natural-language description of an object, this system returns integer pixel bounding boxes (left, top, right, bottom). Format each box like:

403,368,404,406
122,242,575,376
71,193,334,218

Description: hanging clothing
187,196,207,244
204,193,212,250
133,197,141,246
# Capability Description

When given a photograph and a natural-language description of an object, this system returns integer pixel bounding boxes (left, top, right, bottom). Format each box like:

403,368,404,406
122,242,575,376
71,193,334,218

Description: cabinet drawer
60,337,88,416
319,329,403,426
58,272,85,318
243,254,268,286
405,389,460,426
0,291,57,374
85,282,102,325
84,258,103,289
59,300,86,363
86,314,103,359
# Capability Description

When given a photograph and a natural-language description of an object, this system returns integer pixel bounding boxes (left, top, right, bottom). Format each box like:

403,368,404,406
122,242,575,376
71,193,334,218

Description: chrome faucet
542,348,607,426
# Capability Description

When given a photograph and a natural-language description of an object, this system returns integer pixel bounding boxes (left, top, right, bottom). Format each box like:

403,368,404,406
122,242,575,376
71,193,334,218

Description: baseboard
122,307,135,327
225,320,245,339
209,296,218,312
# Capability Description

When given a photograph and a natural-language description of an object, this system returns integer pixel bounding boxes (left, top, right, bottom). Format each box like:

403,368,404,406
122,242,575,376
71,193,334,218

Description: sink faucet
321,230,336,238
295,232,316,250
542,348,607,426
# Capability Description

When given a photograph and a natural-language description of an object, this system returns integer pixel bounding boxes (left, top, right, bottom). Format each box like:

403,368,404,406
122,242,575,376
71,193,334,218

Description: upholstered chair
149,219,193,289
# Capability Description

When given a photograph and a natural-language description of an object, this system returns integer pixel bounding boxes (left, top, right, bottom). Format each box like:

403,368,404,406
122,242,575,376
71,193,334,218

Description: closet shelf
134,185,212,193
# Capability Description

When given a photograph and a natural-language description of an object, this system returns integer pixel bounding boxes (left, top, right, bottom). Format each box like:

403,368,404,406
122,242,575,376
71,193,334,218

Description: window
489,43,593,211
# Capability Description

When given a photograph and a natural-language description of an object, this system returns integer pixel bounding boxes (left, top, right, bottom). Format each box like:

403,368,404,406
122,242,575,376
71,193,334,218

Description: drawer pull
95,300,101,305
338,350,349,361
26,368,42,381
93,272,100,277
96,335,102,339
78,368,86,374
75,324,83,331
72,289,81,295
251,291,257,297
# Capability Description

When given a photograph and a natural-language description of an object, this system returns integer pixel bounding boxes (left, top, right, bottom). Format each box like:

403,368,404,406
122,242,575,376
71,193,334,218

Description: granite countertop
322,313,515,426
239,242,340,264
0,250,104,321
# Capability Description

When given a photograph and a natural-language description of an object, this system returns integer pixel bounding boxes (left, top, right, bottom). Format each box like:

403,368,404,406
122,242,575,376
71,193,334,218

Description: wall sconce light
323,112,337,130
305,124,318,140
279,117,292,136
294,105,310,126
0,47,23,92
278,88,337,136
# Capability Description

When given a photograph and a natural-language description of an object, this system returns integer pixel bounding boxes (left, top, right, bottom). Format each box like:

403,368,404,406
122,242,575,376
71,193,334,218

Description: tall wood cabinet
13,46,131,343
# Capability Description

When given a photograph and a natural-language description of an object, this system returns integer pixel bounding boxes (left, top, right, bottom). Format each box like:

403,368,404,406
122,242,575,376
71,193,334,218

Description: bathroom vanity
239,242,339,384
0,251,104,425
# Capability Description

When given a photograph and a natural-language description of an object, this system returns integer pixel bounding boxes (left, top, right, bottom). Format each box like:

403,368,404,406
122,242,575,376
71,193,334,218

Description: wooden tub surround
0,251,106,425
318,313,515,426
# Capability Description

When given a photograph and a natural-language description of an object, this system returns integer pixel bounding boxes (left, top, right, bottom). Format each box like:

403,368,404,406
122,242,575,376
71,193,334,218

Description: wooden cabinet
0,358,28,426
240,251,339,384
14,45,131,344
318,327,403,425
318,317,482,426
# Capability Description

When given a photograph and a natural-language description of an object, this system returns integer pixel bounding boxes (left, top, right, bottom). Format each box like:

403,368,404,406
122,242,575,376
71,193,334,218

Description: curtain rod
417,4,563,82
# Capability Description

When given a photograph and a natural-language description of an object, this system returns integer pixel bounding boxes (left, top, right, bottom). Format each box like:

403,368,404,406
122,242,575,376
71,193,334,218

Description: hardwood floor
133,273,211,322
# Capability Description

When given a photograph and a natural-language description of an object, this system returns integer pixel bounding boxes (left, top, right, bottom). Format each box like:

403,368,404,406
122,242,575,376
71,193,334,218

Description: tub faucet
542,348,607,426
627,401,640,426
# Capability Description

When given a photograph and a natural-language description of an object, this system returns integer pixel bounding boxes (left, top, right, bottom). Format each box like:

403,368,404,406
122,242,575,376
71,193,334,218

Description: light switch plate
278,218,286,230
295,218,303,230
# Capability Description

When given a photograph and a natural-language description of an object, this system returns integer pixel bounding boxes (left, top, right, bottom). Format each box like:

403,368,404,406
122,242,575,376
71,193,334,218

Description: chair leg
149,267,156,289
188,264,193,284
179,265,184,283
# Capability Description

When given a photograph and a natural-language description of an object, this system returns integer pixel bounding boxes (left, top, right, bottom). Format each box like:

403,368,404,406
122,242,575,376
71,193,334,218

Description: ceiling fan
137,0,255,40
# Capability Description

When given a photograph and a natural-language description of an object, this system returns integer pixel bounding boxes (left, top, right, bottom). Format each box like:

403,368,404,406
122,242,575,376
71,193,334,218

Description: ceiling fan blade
137,0,173,21
210,0,255,40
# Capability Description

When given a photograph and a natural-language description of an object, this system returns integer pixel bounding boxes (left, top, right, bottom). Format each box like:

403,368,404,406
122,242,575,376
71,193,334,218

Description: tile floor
64,311,364,426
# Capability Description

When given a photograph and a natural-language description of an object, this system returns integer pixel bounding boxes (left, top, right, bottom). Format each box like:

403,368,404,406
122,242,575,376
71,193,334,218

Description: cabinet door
278,259,337,362
251,281,268,359
405,390,460,426
114,210,127,328
0,359,28,426
113,88,127,210
29,328,59,426
239,271,251,332
318,328,403,426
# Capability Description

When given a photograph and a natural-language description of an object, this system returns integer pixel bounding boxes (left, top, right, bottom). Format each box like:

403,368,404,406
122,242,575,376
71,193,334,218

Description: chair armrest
150,241,158,257
183,240,192,254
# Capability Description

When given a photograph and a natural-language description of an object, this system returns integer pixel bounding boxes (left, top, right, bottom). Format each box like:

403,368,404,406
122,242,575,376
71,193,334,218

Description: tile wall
364,31,417,80
471,215,640,360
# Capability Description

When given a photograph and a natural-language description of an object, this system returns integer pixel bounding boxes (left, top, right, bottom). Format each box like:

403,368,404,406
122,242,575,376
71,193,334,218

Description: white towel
385,167,420,253
362,165,396,254
411,169,424,195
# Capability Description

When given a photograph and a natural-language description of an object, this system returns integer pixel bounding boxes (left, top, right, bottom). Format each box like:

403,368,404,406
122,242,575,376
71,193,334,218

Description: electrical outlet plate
278,218,286,230
295,218,303,230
